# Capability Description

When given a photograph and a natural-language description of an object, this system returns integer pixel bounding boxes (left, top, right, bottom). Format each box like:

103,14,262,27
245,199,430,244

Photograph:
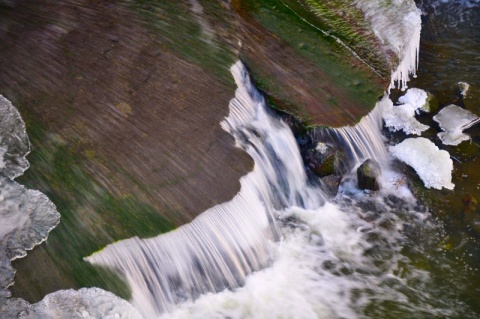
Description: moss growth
127,0,236,84
12,104,175,302
236,0,385,125
313,154,335,177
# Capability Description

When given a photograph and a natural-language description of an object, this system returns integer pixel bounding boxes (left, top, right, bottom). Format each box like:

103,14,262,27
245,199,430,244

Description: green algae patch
234,0,386,127
11,110,175,303
127,0,236,85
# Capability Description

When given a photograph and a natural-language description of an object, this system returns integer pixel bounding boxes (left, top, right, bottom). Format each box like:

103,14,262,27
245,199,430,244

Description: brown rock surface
0,0,252,301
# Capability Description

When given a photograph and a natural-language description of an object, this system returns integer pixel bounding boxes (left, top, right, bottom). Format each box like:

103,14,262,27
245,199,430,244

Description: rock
319,174,341,197
357,159,381,191
305,143,336,177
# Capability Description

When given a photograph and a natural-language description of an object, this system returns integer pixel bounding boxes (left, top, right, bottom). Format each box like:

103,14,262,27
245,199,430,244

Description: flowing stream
1,0,480,318
85,61,470,318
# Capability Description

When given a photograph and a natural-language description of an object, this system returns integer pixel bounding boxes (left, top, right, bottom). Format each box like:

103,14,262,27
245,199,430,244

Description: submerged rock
319,174,342,197
357,159,381,191
462,194,480,235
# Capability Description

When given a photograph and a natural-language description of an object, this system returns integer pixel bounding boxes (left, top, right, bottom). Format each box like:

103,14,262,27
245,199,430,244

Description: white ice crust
433,104,480,146
0,96,60,298
458,82,470,97
389,137,454,190
382,88,429,135
355,0,422,90
1,288,143,319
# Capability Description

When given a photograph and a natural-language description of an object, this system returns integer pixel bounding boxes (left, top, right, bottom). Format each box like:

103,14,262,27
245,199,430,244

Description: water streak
313,96,390,174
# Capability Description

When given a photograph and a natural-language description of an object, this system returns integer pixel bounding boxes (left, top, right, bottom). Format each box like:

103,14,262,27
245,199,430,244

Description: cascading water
313,97,390,172
84,62,455,318
85,61,326,318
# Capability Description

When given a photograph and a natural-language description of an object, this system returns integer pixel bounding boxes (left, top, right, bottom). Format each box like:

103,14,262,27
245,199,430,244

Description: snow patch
433,104,480,145
389,137,454,190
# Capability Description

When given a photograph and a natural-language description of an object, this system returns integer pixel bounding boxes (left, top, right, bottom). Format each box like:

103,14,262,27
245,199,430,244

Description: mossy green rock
233,0,387,127
357,159,381,191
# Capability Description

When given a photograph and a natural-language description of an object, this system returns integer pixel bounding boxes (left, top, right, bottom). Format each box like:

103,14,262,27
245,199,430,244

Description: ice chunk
353,1,421,90
458,82,470,97
433,104,480,145
382,92,429,135
398,88,429,112
0,95,30,179
1,288,143,319
0,95,60,298
389,137,454,190
0,175,60,297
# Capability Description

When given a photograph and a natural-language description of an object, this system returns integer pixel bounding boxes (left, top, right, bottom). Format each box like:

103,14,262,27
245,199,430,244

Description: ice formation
398,88,429,110
433,104,480,145
389,137,454,190
458,82,470,97
355,0,422,90
0,288,142,319
382,88,429,135
0,95,30,179
0,176,60,297
0,96,60,298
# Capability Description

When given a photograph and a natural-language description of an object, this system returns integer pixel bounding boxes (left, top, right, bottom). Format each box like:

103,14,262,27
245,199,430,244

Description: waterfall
313,96,390,174
85,61,325,318
86,62,444,319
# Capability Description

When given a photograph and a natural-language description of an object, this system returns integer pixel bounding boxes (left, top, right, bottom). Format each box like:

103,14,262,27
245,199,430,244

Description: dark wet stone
462,194,480,234
319,174,341,197
305,143,336,177
462,194,478,215
357,159,381,191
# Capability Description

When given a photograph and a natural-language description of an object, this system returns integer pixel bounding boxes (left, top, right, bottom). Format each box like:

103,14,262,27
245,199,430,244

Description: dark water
394,1,480,317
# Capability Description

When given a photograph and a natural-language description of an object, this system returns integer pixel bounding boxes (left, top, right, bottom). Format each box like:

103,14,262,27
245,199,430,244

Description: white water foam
86,61,325,318
83,62,452,319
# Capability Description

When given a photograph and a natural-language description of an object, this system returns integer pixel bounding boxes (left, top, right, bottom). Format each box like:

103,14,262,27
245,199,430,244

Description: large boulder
357,159,381,191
